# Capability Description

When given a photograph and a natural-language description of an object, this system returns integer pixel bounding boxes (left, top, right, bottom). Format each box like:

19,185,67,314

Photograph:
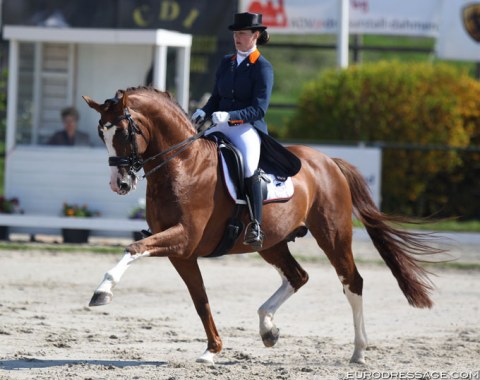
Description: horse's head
83,90,148,195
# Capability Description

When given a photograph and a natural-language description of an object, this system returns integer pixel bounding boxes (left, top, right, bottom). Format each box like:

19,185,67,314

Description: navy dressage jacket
202,49,273,134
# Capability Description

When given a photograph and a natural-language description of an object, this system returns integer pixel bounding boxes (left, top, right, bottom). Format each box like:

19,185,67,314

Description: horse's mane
112,86,196,133
123,86,187,115
124,85,172,101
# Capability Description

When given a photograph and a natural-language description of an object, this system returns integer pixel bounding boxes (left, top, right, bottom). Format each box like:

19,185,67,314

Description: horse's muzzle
110,168,138,195
118,178,131,194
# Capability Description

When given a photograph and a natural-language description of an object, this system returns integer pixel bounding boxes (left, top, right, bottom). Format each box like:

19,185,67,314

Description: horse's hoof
261,327,280,347
89,291,112,307
350,353,366,365
196,349,215,365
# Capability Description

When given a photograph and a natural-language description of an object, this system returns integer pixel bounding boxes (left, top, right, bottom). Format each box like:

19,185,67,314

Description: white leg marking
196,349,215,365
95,250,150,295
258,267,295,338
339,276,368,364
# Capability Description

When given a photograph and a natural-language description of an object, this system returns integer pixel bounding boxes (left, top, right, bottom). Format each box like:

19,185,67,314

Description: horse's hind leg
340,266,368,364
309,222,368,364
257,242,309,347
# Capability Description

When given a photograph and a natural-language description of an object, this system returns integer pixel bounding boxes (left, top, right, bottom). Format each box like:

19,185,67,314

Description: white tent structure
4,26,192,149
1,26,192,237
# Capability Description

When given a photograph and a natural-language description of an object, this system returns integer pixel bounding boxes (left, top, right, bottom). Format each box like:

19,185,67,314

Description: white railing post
337,0,350,69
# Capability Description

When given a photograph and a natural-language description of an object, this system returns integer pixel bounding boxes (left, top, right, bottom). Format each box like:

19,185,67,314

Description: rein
106,107,209,179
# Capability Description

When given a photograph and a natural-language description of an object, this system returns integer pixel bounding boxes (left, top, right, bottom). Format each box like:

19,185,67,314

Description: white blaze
102,124,121,193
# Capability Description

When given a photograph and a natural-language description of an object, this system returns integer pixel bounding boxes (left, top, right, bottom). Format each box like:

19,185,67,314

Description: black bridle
105,108,144,174
102,107,209,179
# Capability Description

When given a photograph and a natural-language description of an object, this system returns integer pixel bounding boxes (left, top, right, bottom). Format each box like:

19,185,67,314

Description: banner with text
240,0,440,37
1,0,239,100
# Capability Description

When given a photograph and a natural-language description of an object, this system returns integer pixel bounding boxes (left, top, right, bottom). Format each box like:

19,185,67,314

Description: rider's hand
191,109,206,125
212,111,230,124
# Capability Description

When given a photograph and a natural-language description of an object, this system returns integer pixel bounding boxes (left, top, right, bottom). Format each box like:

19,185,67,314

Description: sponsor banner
1,0,239,100
1,0,237,33
435,0,480,61
349,0,440,37
240,0,440,37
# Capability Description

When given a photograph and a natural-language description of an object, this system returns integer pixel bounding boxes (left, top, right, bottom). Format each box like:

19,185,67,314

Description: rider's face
233,30,259,51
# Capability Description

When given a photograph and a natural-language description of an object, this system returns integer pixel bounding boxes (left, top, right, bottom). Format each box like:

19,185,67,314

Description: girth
204,132,266,257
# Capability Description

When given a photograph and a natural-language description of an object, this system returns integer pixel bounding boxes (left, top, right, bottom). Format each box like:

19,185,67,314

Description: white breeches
206,122,261,178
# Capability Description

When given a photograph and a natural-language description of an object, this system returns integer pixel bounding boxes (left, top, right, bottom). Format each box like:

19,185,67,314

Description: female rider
191,12,273,249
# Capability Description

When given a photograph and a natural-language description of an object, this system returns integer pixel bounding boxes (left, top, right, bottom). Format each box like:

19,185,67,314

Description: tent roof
3,25,192,47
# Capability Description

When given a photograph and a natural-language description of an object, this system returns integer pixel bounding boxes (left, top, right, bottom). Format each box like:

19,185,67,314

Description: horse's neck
144,131,218,206
153,118,193,149
143,111,216,178
130,93,191,150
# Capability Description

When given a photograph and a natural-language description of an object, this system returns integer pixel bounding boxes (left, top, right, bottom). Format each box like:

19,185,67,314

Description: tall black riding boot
243,169,264,249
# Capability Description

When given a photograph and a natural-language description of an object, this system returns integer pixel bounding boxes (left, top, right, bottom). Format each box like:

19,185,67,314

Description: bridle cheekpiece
102,107,144,177
101,107,210,179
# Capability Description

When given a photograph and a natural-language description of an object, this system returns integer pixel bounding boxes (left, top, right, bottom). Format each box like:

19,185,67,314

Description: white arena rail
0,214,147,232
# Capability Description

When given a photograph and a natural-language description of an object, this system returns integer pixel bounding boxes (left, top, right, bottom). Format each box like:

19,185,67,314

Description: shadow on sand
0,358,167,370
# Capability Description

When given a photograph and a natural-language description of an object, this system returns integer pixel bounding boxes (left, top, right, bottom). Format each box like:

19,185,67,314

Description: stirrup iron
243,221,264,248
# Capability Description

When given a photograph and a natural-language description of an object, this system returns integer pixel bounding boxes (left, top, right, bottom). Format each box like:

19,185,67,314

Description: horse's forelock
100,98,124,123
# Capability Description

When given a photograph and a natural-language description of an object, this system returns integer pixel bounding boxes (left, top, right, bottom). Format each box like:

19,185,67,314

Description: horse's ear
82,96,102,112
115,89,128,109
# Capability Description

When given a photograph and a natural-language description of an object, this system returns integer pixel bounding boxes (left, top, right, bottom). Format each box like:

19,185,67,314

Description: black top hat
228,12,267,31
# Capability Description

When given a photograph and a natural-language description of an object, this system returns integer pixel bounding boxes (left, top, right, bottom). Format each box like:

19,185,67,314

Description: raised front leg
127,223,187,257
169,256,222,365
89,224,187,307
89,250,150,306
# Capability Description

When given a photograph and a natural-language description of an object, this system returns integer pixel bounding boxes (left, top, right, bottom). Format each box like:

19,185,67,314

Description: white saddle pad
220,154,294,204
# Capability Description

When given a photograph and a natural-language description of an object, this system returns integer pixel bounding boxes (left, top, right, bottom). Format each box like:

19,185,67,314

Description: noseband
102,107,210,179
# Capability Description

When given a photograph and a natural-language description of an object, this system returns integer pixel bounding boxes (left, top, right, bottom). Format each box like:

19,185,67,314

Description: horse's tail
333,158,441,309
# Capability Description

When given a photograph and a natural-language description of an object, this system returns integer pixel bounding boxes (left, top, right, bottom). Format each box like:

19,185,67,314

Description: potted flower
129,198,146,241
0,196,21,240
62,202,100,243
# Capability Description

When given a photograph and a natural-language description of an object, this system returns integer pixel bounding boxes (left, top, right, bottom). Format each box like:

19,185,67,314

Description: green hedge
286,61,480,218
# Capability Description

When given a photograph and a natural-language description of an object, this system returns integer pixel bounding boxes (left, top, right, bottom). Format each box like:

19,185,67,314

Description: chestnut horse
83,87,440,365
